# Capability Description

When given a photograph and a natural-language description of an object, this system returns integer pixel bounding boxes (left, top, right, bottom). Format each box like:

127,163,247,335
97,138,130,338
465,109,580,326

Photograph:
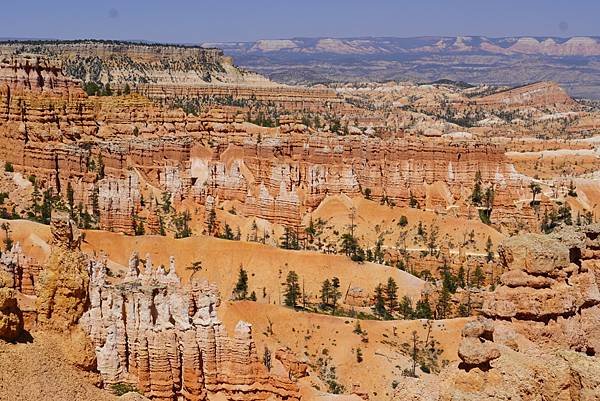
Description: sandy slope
219,301,468,400
0,334,120,401
307,195,504,253
81,228,426,305
1,218,425,307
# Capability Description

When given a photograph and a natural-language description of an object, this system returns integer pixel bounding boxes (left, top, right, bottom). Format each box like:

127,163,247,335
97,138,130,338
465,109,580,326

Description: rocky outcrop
0,271,22,341
480,231,600,352
476,81,575,109
0,41,267,88
36,212,89,331
0,55,84,97
274,348,308,380
442,226,600,401
0,78,527,233
456,319,499,370
80,253,300,401
0,54,540,234
0,242,41,296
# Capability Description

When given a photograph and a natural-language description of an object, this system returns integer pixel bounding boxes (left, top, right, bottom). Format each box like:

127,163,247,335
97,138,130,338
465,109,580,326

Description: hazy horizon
1,0,599,44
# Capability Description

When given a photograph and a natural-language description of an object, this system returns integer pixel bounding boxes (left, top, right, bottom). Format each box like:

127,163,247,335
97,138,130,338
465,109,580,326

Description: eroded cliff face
0,58,534,235
80,253,300,401
436,225,600,401
0,41,268,88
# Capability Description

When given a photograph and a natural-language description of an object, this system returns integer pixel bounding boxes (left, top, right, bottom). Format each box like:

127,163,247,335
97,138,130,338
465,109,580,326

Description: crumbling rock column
36,211,89,331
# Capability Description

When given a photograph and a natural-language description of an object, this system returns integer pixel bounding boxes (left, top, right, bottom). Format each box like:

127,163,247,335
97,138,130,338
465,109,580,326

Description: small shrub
4,162,14,172
353,320,363,335
110,383,140,396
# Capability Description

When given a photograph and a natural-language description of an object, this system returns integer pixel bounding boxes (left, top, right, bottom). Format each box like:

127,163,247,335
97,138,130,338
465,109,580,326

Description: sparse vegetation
110,383,140,396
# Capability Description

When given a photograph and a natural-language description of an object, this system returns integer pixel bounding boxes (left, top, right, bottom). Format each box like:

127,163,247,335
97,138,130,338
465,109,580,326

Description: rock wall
441,225,600,401
0,58,535,234
80,253,300,401
0,55,84,97
0,41,265,87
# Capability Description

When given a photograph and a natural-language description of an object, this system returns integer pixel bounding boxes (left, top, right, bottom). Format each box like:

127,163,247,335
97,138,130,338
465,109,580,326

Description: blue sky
1,0,599,43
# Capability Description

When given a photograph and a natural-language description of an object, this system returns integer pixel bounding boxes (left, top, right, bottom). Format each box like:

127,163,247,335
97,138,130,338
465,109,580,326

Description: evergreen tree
471,170,483,205
436,285,452,319
206,208,217,235
473,265,485,288
568,181,577,197
40,189,54,224
161,192,172,213
97,153,105,180
400,295,414,319
385,277,399,313
415,296,433,319
427,225,439,255
102,82,113,96
91,185,100,219
457,266,466,288
221,223,234,240
132,213,145,236
417,221,425,239
233,266,249,300
485,236,494,262
373,284,387,318
284,271,300,308
529,182,542,205
1,222,12,251
479,186,494,224
250,220,258,242
330,277,342,315
556,203,572,227
305,216,316,244
174,210,192,238
280,226,299,250
373,236,385,263
409,191,419,208
441,266,457,294
320,279,331,308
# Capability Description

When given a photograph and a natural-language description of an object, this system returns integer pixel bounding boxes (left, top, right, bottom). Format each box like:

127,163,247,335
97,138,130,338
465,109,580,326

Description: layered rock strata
80,253,300,401
0,57,537,234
